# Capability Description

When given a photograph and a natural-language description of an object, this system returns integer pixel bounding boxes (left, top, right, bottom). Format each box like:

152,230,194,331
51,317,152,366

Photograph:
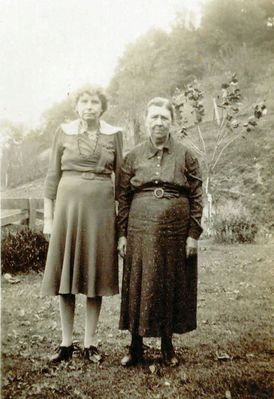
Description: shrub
212,201,257,243
1,228,48,274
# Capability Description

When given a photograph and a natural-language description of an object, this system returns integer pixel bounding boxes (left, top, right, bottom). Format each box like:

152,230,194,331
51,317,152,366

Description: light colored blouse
44,119,123,200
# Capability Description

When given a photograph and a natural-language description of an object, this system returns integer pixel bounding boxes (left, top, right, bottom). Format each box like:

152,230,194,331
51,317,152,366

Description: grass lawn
2,240,273,399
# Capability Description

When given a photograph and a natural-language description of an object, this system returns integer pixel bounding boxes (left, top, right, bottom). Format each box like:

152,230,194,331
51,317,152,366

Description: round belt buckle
153,187,164,199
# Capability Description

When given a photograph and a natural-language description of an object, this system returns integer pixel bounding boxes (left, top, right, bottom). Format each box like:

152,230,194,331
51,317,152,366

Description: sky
0,0,202,128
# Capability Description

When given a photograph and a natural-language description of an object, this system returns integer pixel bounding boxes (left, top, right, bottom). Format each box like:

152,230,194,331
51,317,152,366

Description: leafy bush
1,229,48,274
212,201,257,243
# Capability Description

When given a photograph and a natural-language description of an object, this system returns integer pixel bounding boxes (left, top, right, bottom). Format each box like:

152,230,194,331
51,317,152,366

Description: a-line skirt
41,173,118,297
119,193,198,337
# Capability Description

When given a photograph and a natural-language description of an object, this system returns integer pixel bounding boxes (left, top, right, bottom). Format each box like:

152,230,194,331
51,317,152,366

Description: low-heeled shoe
121,348,144,367
161,350,179,367
50,345,74,364
83,346,102,363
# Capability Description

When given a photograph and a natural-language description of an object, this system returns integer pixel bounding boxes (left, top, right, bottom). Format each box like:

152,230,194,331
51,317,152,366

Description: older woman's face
146,105,172,144
76,93,102,122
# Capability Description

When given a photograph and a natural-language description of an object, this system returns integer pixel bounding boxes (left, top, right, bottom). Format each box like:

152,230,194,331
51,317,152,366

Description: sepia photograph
1,0,273,398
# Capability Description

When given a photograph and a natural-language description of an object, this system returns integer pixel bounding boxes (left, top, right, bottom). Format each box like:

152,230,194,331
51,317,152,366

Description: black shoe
83,346,102,363
161,337,179,367
50,345,74,364
121,347,143,367
162,350,179,366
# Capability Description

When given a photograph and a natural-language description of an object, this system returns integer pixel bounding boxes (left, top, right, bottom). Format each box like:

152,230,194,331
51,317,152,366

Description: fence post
29,199,37,230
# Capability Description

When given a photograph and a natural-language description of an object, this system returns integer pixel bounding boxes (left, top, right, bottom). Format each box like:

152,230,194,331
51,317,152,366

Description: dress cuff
44,188,57,200
117,226,127,239
188,217,203,240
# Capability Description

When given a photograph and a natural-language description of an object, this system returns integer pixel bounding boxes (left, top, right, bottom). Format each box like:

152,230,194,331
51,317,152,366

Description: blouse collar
61,119,122,136
146,134,173,159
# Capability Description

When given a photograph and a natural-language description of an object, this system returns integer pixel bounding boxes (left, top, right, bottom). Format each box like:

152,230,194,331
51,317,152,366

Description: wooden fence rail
1,198,44,229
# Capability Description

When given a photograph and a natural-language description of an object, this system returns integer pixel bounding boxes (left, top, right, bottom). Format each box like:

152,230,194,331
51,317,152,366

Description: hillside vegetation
2,0,274,233
185,114,274,232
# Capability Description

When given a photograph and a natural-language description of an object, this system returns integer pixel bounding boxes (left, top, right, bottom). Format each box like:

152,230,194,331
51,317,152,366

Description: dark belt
62,170,111,180
134,186,187,199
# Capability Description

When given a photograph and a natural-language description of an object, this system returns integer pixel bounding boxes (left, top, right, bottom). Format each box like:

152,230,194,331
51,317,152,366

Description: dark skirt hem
118,323,197,337
119,195,198,338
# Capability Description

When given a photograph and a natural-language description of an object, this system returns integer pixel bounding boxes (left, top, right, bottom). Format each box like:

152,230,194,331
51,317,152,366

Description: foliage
2,0,273,186
0,119,26,145
174,73,267,148
1,229,48,274
172,73,267,234
107,0,274,127
1,0,273,235
200,0,274,52
1,135,49,188
212,201,257,243
1,94,76,188
41,95,75,147
107,25,205,129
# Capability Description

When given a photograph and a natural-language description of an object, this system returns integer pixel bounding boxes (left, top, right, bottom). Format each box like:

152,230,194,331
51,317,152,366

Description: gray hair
145,97,174,121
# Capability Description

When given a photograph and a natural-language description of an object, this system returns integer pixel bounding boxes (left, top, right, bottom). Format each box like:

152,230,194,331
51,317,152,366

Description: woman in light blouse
41,86,122,364
117,97,203,366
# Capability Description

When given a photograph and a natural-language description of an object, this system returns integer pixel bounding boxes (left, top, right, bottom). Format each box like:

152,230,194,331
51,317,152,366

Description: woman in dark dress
41,86,123,363
117,97,203,366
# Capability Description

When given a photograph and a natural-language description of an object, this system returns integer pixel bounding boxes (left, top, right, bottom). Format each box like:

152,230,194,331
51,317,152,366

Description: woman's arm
43,197,54,237
43,127,63,237
114,131,123,201
117,153,133,258
117,153,134,239
185,150,203,240
117,153,132,258
44,127,63,201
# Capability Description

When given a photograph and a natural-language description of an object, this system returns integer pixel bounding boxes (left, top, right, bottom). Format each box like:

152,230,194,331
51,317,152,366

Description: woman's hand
43,218,53,241
118,236,127,258
186,236,198,258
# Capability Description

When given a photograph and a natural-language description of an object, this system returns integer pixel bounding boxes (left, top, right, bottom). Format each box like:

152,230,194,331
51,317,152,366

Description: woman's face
76,93,102,122
145,105,172,144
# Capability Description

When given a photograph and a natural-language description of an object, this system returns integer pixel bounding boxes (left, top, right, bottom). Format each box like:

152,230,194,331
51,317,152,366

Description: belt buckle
82,172,95,180
153,187,164,199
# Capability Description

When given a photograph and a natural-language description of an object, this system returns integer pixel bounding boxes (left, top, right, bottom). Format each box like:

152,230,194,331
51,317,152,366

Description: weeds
1,228,48,274
212,201,257,243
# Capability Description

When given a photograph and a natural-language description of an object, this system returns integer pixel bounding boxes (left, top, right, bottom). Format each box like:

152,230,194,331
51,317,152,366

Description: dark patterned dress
118,136,203,337
41,119,123,298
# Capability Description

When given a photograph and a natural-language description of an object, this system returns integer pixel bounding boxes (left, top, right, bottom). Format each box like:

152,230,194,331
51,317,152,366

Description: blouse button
157,156,161,160
155,180,159,184
155,171,160,176
157,164,160,167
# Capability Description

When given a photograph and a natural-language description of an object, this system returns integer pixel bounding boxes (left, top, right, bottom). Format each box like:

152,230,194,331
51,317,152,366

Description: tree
173,74,267,232
41,96,75,147
200,0,274,52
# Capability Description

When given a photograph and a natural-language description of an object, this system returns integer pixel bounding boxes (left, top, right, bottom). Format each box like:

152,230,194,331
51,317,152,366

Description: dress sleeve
117,152,134,238
44,127,63,200
185,149,203,239
114,131,123,201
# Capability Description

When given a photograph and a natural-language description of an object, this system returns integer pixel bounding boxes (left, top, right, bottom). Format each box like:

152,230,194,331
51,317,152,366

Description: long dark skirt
119,194,198,337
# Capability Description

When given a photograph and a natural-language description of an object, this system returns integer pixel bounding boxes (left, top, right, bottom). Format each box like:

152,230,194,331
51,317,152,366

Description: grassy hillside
188,113,274,231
